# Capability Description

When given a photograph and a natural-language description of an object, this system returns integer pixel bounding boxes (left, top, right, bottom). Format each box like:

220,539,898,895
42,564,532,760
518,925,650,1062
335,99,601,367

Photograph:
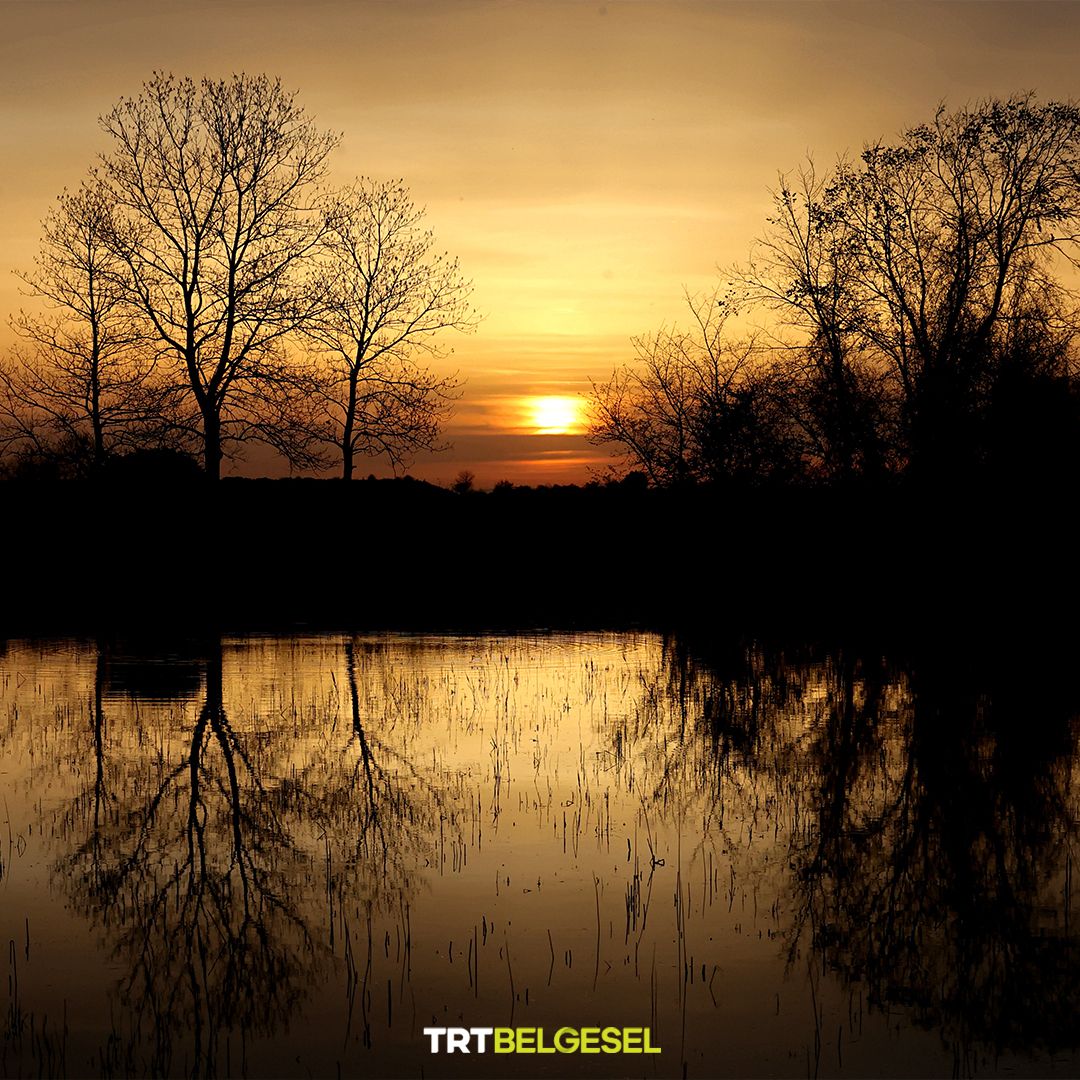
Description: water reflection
662,637,1080,1067
787,652,1080,1061
0,633,1078,1077
62,642,322,1075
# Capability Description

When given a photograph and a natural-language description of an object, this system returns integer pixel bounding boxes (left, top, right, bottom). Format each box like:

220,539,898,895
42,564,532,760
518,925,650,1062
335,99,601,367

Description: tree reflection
51,637,458,1075
640,635,1080,1061
786,650,1080,1057
24,630,1080,1073
297,640,456,904
62,642,317,1074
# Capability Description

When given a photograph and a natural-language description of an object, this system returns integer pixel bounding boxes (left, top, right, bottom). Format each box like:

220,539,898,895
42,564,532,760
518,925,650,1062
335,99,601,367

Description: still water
0,632,1078,1078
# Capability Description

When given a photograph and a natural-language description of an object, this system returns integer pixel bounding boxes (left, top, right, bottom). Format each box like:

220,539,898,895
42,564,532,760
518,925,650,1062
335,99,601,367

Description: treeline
589,95,1080,490
2,474,1073,635
5,86,1080,493
0,72,475,482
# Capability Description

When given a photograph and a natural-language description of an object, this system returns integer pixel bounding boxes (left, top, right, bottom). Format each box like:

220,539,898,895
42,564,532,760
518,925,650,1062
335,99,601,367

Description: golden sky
2,0,1079,485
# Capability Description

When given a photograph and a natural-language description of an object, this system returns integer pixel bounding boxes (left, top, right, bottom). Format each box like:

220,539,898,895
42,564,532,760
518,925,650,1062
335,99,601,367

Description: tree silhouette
1,182,176,474
302,179,473,480
587,291,799,485
98,72,339,479
741,96,1080,478
593,96,1080,488
736,164,893,480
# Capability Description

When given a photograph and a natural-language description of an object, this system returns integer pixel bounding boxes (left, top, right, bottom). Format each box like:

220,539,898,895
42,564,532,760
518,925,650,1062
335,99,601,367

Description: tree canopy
592,95,1080,488
301,178,475,480
1,72,470,482
98,72,341,479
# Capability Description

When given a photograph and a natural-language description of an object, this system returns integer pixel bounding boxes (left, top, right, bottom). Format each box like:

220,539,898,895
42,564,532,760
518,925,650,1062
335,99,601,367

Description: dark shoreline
2,477,1075,648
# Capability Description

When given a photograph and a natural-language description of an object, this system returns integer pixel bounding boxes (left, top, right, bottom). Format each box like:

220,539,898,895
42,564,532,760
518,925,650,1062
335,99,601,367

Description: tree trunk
341,369,359,481
203,410,222,481
90,358,105,470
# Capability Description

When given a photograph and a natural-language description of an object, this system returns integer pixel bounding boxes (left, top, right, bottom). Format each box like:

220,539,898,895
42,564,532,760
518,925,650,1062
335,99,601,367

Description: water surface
1,633,1077,1077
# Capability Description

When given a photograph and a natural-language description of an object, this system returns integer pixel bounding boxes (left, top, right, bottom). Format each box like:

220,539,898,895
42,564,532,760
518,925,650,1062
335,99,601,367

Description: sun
527,395,585,435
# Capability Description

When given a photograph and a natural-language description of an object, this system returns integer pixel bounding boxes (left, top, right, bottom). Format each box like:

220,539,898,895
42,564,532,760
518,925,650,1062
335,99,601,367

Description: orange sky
3,0,1079,485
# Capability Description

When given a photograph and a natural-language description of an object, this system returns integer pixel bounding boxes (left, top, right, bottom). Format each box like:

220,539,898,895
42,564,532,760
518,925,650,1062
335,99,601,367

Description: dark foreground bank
1,476,1075,641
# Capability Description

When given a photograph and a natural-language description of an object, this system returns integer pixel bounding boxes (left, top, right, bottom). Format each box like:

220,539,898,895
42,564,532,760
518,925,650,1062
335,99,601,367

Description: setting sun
527,395,586,435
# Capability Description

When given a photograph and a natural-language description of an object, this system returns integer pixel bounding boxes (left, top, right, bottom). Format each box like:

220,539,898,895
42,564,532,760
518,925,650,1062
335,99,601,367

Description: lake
1,632,1077,1077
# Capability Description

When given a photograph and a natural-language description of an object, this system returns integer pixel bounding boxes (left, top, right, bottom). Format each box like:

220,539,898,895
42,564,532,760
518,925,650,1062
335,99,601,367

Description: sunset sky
3,0,1079,485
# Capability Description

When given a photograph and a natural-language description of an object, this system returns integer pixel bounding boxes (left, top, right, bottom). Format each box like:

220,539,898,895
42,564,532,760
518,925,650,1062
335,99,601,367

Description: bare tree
739,96,1080,475
99,72,340,478
736,165,892,480
588,291,799,486
302,179,474,480
1,182,173,473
